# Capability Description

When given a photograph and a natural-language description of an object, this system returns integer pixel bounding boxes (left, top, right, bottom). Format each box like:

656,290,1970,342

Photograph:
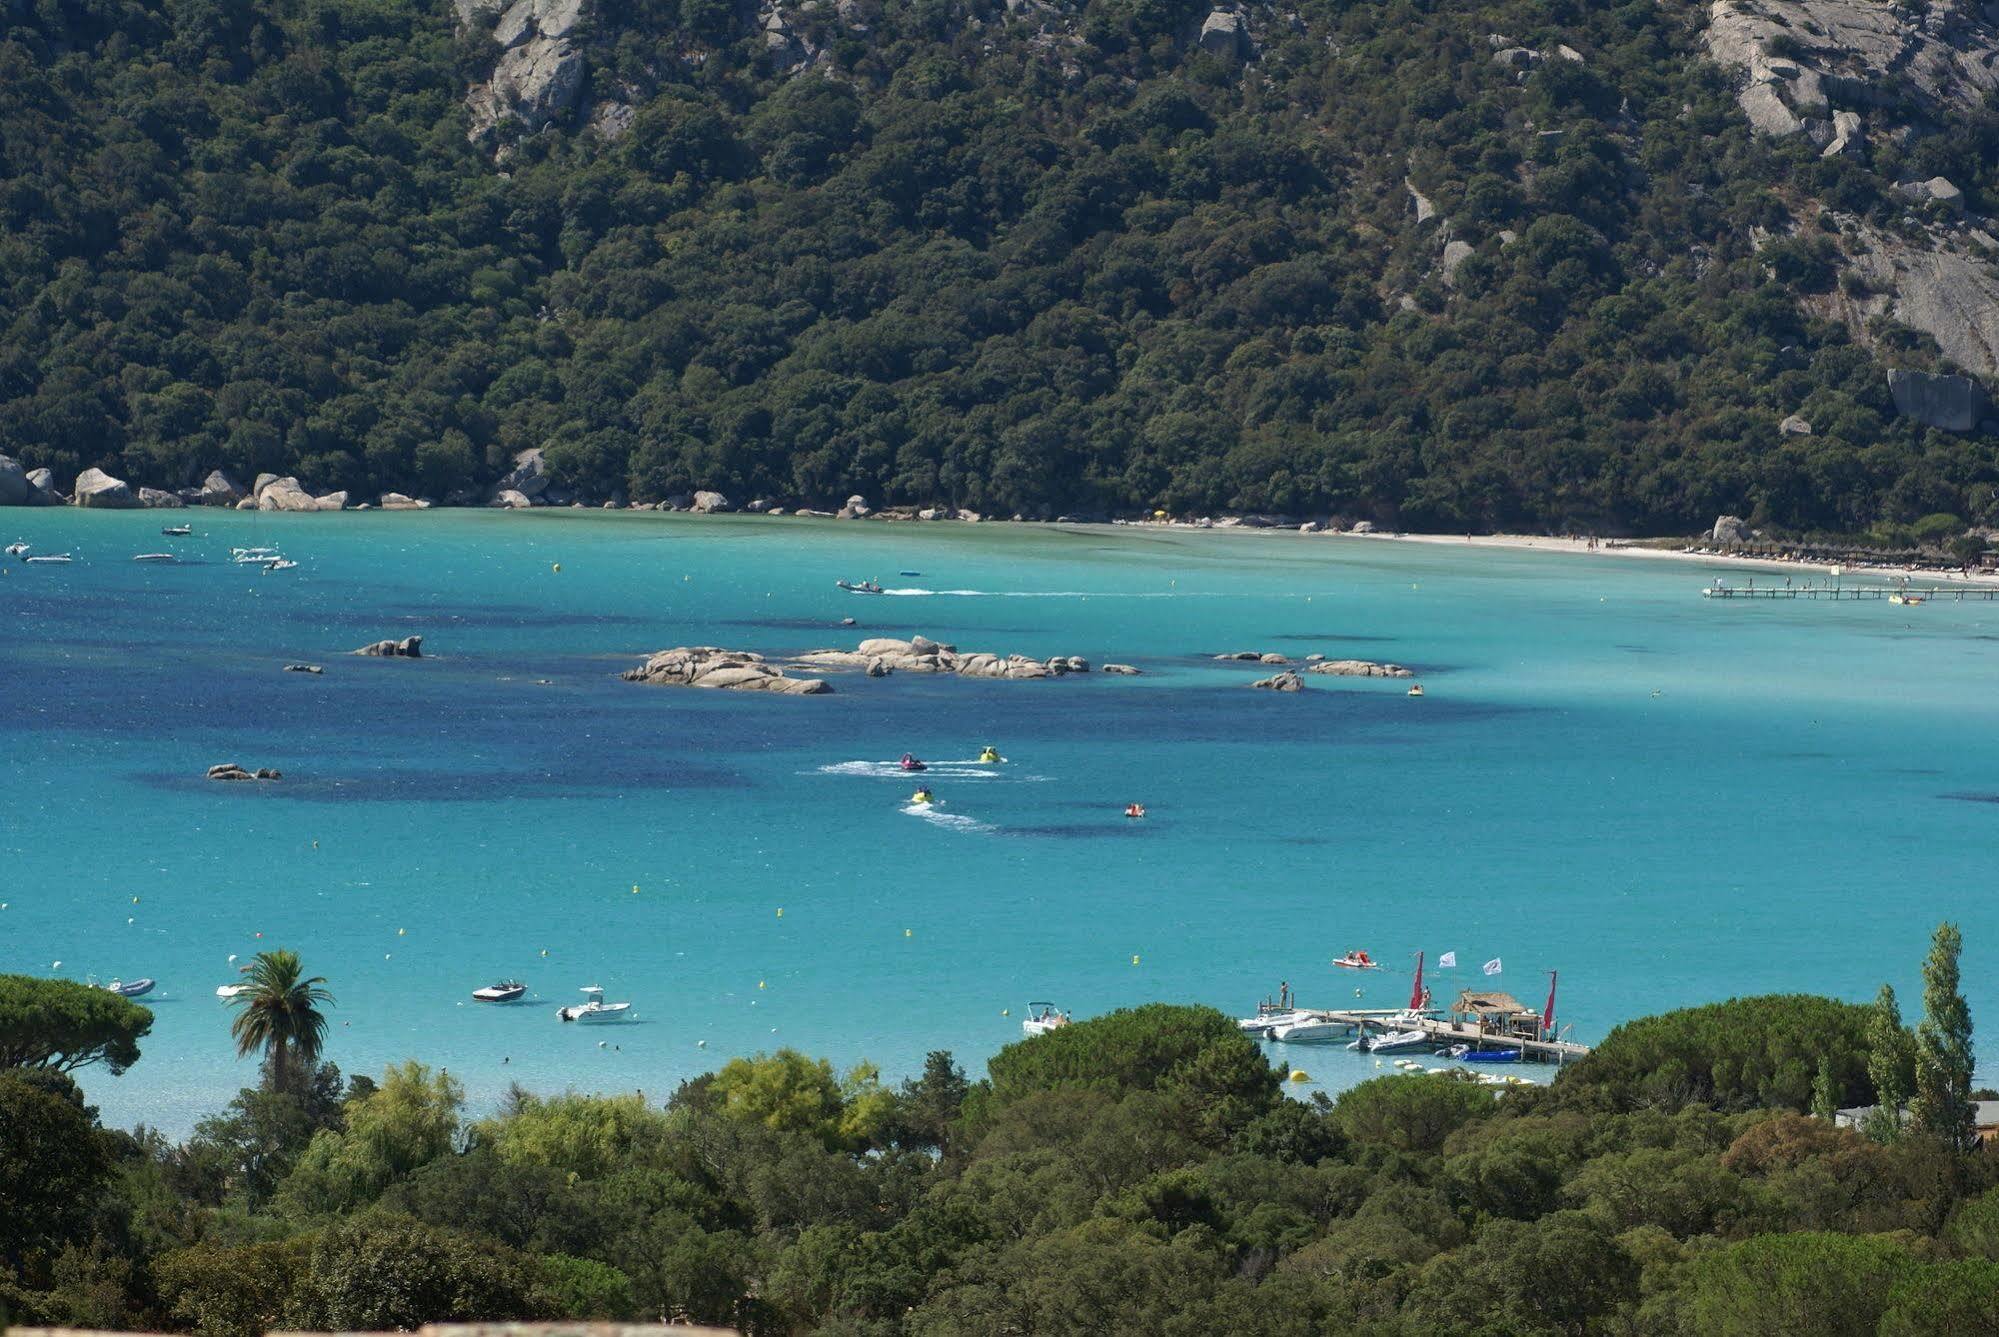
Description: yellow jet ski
910,788,935,805
977,747,1004,764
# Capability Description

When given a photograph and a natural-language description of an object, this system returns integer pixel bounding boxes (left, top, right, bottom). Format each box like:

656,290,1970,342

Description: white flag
1438,952,1457,969
1483,957,1503,976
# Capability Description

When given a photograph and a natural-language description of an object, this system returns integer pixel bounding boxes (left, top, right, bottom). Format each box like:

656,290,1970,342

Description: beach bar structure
1449,989,1550,1044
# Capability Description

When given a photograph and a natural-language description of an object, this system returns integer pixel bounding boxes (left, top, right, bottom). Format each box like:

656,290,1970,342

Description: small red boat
899,753,927,772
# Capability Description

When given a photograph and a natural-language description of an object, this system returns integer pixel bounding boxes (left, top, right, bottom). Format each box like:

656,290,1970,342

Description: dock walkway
1702,584,1996,601
1299,1008,1592,1065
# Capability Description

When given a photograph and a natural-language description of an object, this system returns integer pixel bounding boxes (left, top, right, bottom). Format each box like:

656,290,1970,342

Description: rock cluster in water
795,637,1089,680
208,763,281,782
1308,659,1414,678
622,647,832,694
354,637,423,658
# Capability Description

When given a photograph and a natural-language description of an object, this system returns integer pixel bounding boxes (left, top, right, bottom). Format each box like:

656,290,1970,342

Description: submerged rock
354,636,424,658
623,646,831,695
284,664,325,674
1101,663,1143,675
208,763,281,782
1252,669,1304,691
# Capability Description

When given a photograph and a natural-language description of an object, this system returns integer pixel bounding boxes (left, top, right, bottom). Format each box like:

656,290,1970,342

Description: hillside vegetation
4,0,1998,534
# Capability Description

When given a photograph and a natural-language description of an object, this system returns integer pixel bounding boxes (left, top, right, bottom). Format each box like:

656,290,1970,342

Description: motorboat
133,553,177,563
232,546,280,564
263,558,298,572
101,978,155,998
1022,1002,1071,1036
161,524,192,536
836,579,884,594
1237,1008,1313,1037
4,542,26,556
898,570,921,576
899,753,927,772
24,553,72,564
1407,684,1425,697
216,983,249,999
557,985,631,1022
1363,1029,1431,1053
1445,1045,1521,1063
1332,950,1380,970
1273,1017,1355,1043
473,980,527,1003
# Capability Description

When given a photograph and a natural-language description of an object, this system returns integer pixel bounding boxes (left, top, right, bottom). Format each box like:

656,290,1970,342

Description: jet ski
978,747,1004,764
900,753,927,772
910,788,935,805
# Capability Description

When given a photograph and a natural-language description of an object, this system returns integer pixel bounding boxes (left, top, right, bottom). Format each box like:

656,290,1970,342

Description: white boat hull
1365,1029,1431,1053
1273,1019,1353,1043
559,1002,631,1022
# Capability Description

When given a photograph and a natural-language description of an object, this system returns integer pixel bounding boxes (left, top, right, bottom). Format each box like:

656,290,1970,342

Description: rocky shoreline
9,448,1989,581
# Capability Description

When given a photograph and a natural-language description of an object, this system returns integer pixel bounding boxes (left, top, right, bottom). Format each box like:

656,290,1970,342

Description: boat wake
879,588,1225,598
900,803,995,833
820,760,1001,780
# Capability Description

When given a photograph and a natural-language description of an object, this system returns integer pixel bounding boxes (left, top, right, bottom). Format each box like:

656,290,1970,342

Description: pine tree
1910,923,1976,1152
1811,1055,1838,1123
1864,984,1911,1143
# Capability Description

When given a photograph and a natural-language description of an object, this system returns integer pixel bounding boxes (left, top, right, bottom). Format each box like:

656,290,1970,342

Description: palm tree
228,949,334,1092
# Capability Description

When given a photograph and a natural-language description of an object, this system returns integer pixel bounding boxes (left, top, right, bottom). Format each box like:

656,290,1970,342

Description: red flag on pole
1409,952,1425,1011
1542,970,1558,1035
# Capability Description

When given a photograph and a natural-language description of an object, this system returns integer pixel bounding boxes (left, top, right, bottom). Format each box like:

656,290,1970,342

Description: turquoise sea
2,509,1993,1134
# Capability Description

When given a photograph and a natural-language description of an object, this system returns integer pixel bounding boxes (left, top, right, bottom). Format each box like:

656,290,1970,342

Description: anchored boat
557,985,631,1022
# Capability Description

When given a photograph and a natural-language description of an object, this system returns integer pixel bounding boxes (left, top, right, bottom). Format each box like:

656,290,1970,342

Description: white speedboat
557,985,631,1022
133,553,177,563
1273,1017,1355,1043
1022,1001,1071,1036
24,553,72,564
102,978,155,997
232,546,280,564
263,558,298,572
216,983,249,999
473,980,527,1003
1238,1008,1313,1037
1364,1029,1431,1053
161,524,192,536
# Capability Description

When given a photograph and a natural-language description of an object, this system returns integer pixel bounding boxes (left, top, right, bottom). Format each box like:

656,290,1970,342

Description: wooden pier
1296,1008,1592,1065
1701,583,1998,601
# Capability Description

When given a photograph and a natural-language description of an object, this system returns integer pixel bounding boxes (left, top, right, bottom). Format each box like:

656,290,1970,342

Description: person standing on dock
1279,980,1291,1010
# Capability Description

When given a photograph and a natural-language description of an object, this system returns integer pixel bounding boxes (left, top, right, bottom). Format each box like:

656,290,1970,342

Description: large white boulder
74,467,138,509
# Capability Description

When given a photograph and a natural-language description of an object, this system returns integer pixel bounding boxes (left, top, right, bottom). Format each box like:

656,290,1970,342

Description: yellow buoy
1290,1070,1310,1082
904,928,912,938
776,907,783,918
1131,954,1141,965
632,884,640,894
539,948,548,957
397,928,405,936
1002,1009,1010,1017
758,980,767,990
131,896,139,904
552,563,561,573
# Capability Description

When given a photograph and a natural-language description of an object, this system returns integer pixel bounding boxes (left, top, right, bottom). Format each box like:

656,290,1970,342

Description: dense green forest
4,0,1999,533
2,927,1996,1334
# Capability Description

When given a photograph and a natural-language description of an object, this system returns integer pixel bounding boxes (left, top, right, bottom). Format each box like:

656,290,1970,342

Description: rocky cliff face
462,0,591,144
1705,0,1999,396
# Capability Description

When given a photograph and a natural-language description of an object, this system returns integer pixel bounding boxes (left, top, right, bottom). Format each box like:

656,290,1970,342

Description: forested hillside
5,0,1999,534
